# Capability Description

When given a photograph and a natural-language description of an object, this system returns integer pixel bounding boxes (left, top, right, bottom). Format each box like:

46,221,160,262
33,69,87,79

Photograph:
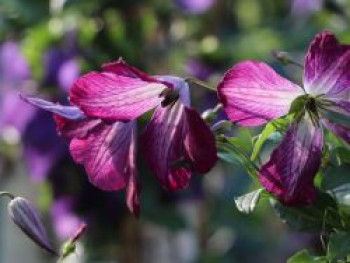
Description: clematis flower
174,0,216,14
218,31,350,205
23,59,217,215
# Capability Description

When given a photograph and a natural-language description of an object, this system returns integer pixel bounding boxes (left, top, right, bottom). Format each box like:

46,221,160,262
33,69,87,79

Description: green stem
0,192,15,200
185,77,216,91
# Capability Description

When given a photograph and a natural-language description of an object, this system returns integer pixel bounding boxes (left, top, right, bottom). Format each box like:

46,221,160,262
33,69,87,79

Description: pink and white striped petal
141,102,191,191
304,31,350,97
70,61,170,121
259,116,323,205
218,60,302,126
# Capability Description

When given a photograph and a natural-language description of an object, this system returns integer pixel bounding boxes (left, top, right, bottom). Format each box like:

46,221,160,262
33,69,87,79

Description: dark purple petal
217,60,302,126
69,121,136,191
322,118,350,144
304,31,350,97
141,103,191,191
71,60,169,121
21,95,85,120
259,116,323,205
184,107,217,173
8,197,57,255
22,110,67,181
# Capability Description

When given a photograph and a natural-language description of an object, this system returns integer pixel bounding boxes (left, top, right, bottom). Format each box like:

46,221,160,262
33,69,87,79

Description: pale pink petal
327,98,350,117
184,107,217,173
259,116,323,205
217,60,302,126
70,62,169,121
304,31,350,97
322,119,350,144
69,121,136,191
141,103,191,191
125,126,140,216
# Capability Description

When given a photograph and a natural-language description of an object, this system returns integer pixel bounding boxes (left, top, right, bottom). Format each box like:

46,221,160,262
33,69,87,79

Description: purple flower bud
8,197,57,255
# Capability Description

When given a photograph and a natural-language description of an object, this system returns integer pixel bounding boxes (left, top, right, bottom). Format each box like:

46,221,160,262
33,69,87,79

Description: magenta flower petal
259,116,323,205
141,103,191,191
70,60,169,121
218,60,302,126
53,115,101,140
322,119,350,144
69,121,137,191
304,31,350,97
184,107,217,173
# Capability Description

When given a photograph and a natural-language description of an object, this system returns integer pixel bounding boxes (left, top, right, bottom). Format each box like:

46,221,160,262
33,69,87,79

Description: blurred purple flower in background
44,48,79,92
0,41,36,137
0,39,80,181
174,0,216,14
291,0,323,16
50,197,84,240
185,59,213,80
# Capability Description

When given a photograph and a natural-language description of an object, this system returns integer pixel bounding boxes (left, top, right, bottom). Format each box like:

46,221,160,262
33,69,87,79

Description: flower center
159,88,180,107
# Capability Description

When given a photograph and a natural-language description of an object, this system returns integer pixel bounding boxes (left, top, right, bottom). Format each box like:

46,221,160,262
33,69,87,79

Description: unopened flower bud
61,223,87,259
8,197,57,255
271,50,293,65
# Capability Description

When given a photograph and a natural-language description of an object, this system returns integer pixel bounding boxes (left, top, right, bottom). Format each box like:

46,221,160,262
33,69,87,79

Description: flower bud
8,197,57,255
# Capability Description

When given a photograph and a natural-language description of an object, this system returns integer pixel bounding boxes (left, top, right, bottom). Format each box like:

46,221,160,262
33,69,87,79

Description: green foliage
271,193,342,232
327,232,350,263
287,250,327,263
251,117,290,161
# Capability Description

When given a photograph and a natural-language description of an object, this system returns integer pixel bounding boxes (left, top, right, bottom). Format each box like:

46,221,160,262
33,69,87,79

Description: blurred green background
0,0,349,262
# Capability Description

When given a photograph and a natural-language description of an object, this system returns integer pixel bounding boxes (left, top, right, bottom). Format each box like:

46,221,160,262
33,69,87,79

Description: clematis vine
218,31,350,206
23,59,217,216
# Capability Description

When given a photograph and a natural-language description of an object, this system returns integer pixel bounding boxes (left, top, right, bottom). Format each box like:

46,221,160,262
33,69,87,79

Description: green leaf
287,249,327,263
251,118,289,161
327,232,350,262
234,189,263,214
271,193,341,232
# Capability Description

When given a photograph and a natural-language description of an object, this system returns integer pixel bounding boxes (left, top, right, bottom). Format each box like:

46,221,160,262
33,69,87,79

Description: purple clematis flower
23,59,217,215
174,0,216,14
218,31,350,206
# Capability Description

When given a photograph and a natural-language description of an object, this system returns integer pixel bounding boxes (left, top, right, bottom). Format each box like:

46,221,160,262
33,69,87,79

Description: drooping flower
23,59,217,215
218,31,350,205
8,197,57,255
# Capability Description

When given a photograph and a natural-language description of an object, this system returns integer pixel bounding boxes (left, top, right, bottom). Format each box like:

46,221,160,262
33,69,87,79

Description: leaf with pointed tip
287,249,327,263
251,118,290,161
234,188,263,214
